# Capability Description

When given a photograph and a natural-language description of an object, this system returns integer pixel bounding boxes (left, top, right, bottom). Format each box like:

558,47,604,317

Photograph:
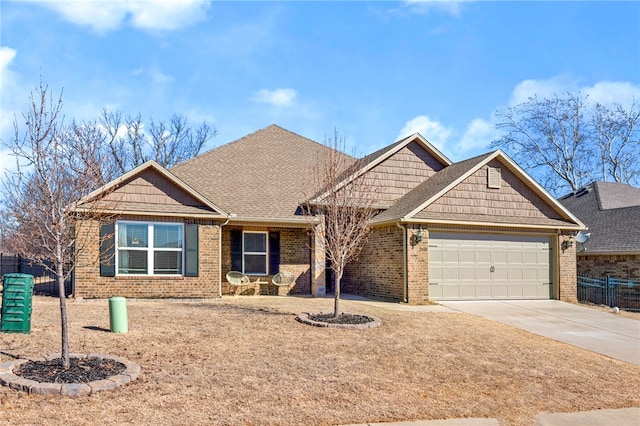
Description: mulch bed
16,357,126,384
307,312,375,324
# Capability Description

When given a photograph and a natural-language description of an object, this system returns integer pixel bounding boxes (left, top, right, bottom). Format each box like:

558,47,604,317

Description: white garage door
428,232,552,300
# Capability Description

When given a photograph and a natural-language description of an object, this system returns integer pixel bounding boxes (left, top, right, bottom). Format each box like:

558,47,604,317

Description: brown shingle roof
559,181,640,253
170,125,355,222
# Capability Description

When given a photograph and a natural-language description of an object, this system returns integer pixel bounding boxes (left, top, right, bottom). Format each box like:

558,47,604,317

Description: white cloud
508,75,579,106
402,0,473,16
456,118,499,156
508,76,640,109
0,47,17,72
129,66,174,85
35,0,210,33
397,115,452,152
0,46,19,154
252,88,297,107
583,81,640,107
148,67,174,84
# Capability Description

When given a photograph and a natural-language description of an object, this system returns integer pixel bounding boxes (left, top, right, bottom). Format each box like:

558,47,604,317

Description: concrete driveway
438,300,640,366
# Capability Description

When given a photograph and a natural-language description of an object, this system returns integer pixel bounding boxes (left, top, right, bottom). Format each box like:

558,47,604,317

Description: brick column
311,217,326,297
405,226,430,304
558,232,578,302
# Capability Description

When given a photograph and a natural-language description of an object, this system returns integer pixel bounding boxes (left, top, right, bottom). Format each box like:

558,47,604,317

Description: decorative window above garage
488,166,501,189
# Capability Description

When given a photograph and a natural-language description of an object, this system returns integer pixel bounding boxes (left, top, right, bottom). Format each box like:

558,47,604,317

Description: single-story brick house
74,124,584,303
559,181,640,280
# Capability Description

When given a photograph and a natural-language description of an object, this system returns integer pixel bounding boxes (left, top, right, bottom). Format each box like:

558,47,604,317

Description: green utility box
1,273,35,334
109,297,128,333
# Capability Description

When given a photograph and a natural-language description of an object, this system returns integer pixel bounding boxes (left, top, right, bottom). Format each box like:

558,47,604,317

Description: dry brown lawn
1,295,639,426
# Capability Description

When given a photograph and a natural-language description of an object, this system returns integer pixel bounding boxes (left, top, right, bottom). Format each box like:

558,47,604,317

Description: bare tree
592,100,640,184
98,109,216,179
493,92,639,196
0,82,114,368
304,130,378,317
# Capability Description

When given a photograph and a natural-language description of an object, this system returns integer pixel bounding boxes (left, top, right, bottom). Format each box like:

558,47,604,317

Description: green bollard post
109,297,128,333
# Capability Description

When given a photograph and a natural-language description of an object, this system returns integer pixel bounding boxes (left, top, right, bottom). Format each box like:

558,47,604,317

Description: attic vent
488,167,501,189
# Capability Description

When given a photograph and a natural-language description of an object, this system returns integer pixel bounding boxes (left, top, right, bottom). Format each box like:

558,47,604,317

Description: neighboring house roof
372,150,584,230
170,124,355,224
559,181,640,254
75,161,226,219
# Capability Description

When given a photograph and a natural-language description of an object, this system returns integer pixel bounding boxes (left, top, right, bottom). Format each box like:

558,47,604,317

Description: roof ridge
170,124,355,172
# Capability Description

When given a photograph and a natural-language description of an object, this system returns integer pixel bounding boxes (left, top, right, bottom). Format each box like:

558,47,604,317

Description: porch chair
271,271,296,295
226,271,251,296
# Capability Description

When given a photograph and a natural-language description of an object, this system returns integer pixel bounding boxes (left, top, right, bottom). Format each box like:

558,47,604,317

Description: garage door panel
429,232,552,300
507,252,524,263
475,284,493,298
491,251,508,263
490,284,509,298
507,268,524,280
476,251,491,263
442,250,459,263
429,284,443,298
508,285,524,298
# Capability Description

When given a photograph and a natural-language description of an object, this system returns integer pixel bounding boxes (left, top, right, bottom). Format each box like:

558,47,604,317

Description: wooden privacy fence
577,276,640,312
0,253,73,297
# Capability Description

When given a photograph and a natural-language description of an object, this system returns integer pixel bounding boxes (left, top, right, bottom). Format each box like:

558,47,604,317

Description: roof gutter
396,222,408,303
373,217,584,231
226,216,317,227
576,250,640,256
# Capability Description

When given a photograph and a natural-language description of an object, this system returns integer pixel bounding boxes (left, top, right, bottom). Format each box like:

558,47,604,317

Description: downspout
219,215,232,298
396,222,408,303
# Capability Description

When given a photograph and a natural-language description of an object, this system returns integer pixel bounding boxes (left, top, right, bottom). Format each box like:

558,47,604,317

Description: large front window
117,222,183,275
243,231,267,275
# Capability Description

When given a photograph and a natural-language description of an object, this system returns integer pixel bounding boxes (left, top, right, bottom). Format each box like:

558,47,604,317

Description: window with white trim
117,222,183,275
243,231,268,275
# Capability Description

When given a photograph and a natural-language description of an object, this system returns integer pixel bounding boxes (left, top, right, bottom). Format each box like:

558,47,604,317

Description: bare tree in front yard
0,82,114,368
304,130,379,317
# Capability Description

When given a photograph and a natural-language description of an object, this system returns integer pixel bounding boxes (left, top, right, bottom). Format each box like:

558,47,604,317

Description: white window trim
116,221,185,276
242,231,268,276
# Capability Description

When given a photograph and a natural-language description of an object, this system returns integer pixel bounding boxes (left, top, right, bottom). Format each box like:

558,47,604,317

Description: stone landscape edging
296,312,382,329
0,353,140,396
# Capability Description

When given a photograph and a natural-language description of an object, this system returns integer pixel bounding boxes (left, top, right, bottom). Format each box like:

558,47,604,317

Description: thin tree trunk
334,274,341,318
56,246,70,369
58,274,70,368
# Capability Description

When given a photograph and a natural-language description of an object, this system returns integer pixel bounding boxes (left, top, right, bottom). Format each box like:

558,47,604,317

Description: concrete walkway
437,300,640,366
342,407,640,426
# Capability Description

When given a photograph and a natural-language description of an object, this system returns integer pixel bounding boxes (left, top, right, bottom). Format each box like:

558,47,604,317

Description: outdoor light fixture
409,225,424,246
561,230,591,252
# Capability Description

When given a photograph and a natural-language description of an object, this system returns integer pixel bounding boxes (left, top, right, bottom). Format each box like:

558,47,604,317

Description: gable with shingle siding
417,159,564,223
84,167,220,217
361,141,447,206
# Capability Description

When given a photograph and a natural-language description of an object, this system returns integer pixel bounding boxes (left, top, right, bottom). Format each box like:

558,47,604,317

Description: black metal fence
577,276,640,312
0,253,73,297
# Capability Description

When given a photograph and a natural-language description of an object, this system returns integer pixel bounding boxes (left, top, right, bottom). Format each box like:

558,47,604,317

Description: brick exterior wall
220,226,311,296
577,254,640,280
406,227,430,304
557,233,578,302
342,225,406,301
74,216,221,299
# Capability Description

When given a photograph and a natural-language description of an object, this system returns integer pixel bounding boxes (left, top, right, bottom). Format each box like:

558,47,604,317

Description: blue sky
1,0,639,176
